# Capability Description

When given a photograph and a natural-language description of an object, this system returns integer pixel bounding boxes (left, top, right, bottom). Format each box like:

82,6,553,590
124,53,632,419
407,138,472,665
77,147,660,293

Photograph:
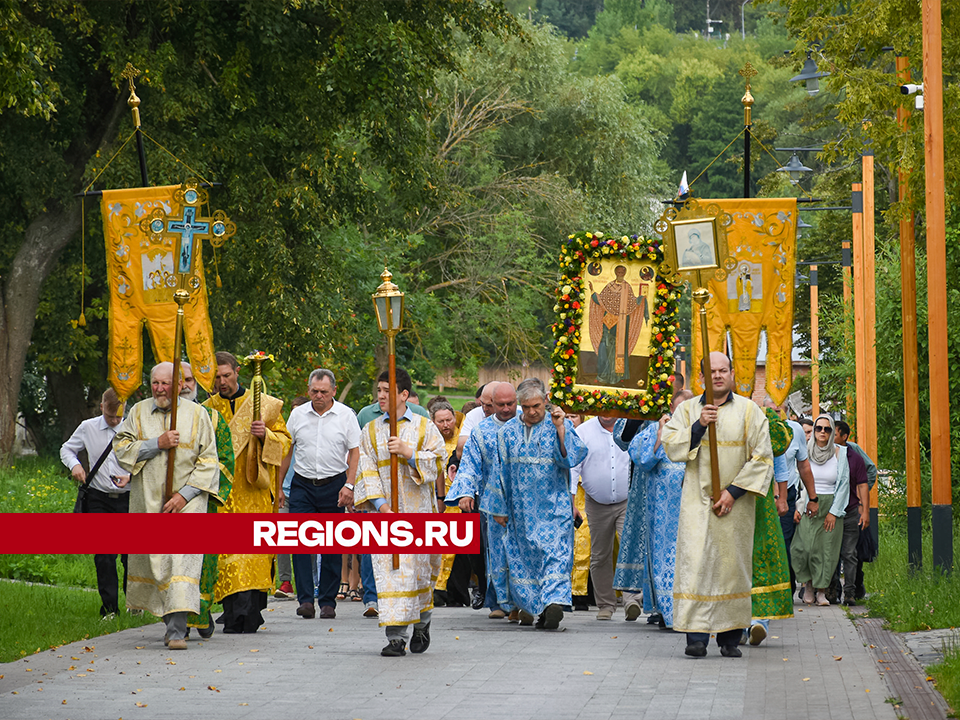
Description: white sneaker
363,602,379,618
749,623,767,646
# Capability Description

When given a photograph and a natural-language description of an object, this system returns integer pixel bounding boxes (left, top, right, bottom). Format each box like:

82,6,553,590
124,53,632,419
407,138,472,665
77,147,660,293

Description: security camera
900,83,923,95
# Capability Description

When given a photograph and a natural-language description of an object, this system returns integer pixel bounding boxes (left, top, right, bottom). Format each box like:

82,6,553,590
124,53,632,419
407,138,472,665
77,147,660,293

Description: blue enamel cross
167,206,209,274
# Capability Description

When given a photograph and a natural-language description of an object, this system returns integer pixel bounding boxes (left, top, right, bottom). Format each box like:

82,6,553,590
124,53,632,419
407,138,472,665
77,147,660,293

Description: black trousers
84,488,130,615
686,629,743,647
289,472,346,608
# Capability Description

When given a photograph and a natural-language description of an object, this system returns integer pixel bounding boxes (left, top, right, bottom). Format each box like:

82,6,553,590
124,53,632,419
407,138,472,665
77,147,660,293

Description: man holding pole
113,362,220,650
661,352,773,658
205,351,290,634
354,367,446,656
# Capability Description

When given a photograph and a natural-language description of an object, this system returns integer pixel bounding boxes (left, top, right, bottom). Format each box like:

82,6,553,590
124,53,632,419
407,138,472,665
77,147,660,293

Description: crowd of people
61,352,876,657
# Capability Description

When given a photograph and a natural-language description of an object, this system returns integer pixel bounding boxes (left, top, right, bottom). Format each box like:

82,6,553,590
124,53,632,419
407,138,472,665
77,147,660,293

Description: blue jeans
779,486,798,589
360,552,377,604
289,473,344,607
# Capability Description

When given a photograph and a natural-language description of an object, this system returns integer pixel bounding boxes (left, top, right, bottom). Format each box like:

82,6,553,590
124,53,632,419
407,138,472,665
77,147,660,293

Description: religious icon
673,218,719,271
726,261,762,314
577,260,655,389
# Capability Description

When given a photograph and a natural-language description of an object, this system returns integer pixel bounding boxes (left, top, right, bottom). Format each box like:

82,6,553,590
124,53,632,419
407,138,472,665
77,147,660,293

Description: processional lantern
372,268,405,569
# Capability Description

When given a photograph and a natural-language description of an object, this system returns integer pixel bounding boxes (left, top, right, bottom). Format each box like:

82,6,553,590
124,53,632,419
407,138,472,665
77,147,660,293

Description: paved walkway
1,596,901,720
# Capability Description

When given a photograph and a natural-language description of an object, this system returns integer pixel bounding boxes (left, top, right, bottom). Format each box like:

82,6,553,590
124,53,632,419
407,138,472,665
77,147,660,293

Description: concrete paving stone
0,595,912,719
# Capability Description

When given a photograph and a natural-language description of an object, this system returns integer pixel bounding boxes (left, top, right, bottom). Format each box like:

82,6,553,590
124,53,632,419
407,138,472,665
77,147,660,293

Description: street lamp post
790,51,829,96
372,267,405,570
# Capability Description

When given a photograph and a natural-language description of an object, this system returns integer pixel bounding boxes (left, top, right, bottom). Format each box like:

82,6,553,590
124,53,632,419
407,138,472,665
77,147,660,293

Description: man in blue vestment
446,383,518,619
483,378,587,630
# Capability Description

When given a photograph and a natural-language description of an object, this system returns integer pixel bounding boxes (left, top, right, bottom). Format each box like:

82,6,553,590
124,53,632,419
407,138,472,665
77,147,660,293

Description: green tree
0,0,519,461
399,20,666,380
537,0,603,38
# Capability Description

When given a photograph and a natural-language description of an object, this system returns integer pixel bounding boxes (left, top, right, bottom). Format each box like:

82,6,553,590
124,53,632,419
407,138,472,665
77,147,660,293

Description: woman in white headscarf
790,414,850,607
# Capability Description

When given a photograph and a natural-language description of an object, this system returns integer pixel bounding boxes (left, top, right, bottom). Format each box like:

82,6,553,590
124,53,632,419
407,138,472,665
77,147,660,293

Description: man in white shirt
572,414,639,620
456,381,500,455
286,368,360,620
60,387,130,618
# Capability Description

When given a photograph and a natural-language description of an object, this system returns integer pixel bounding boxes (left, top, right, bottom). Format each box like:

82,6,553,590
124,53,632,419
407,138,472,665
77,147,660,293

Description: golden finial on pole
739,62,757,125
121,62,142,129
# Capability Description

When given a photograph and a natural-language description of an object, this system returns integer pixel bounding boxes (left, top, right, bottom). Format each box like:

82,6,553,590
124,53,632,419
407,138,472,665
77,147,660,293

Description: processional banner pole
692,274,723,506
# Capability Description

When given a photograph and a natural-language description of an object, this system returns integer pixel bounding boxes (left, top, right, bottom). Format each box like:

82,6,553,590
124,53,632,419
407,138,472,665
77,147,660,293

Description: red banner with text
0,514,482,554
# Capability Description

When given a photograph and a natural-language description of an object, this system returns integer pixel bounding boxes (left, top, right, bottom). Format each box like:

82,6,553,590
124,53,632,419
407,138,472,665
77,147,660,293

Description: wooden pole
810,265,819,417
852,183,865,443
842,238,854,424
923,0,952,571
897,55,923,569
164,289,189,509
387,335,400,571
862,153,879,545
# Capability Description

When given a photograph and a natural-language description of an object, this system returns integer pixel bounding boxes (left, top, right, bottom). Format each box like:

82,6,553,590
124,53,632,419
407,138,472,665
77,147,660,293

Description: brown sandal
336,582,349,600
348,588,362,602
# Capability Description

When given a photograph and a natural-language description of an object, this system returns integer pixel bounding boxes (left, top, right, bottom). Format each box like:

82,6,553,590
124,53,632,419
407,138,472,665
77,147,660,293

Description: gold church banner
102,185,217,400
690,198,797,406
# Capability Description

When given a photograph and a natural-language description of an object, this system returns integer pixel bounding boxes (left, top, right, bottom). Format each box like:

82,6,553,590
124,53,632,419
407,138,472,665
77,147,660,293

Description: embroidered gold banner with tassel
690,198,797,405
101,184,219,400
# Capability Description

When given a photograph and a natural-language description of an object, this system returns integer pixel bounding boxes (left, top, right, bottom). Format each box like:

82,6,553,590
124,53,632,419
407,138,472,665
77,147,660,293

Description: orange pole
810,265,819,418
852,182,865,443
862,154,878,511
897,55,922,568
923,0,952,570
842,238,854,425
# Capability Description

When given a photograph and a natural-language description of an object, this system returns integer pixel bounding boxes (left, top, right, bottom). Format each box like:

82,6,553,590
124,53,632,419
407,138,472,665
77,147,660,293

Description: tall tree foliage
0,0,519,460
759,0,960,485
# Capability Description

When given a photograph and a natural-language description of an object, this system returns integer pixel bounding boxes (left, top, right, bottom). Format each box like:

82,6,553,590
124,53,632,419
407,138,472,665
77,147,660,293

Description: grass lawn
929,645,960,718
0,457,162,661
0,580,159,663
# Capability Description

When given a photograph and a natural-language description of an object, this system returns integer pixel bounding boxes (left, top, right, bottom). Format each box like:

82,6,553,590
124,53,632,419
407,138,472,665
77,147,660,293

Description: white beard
180,387,198,403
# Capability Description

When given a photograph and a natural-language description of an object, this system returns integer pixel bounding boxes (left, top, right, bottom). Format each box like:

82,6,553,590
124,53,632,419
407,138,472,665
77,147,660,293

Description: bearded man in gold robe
661,352,773,659
205,351,291,633
114,362,220,650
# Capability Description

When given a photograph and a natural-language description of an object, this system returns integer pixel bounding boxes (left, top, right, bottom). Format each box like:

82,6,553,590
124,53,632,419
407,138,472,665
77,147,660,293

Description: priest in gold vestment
430,399,468,606
205,351,291,633
661,352,773,659
114,362,220,650
355,367,446,657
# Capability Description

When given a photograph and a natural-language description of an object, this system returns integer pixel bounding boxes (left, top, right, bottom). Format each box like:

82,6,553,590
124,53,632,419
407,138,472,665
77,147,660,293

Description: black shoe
433,590,448,608
542,603,563,630
855,587,866,600
410,623,431,654
471,588,485,610
573,603,589,612
844,596,857,606
381,639,406,657
720,645,742,658
197,622,214,639
647,612,663,625
685,641,707,657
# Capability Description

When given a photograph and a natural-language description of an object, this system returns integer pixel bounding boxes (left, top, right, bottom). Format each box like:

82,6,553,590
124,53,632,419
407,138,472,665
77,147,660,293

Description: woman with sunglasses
790,415,850,607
